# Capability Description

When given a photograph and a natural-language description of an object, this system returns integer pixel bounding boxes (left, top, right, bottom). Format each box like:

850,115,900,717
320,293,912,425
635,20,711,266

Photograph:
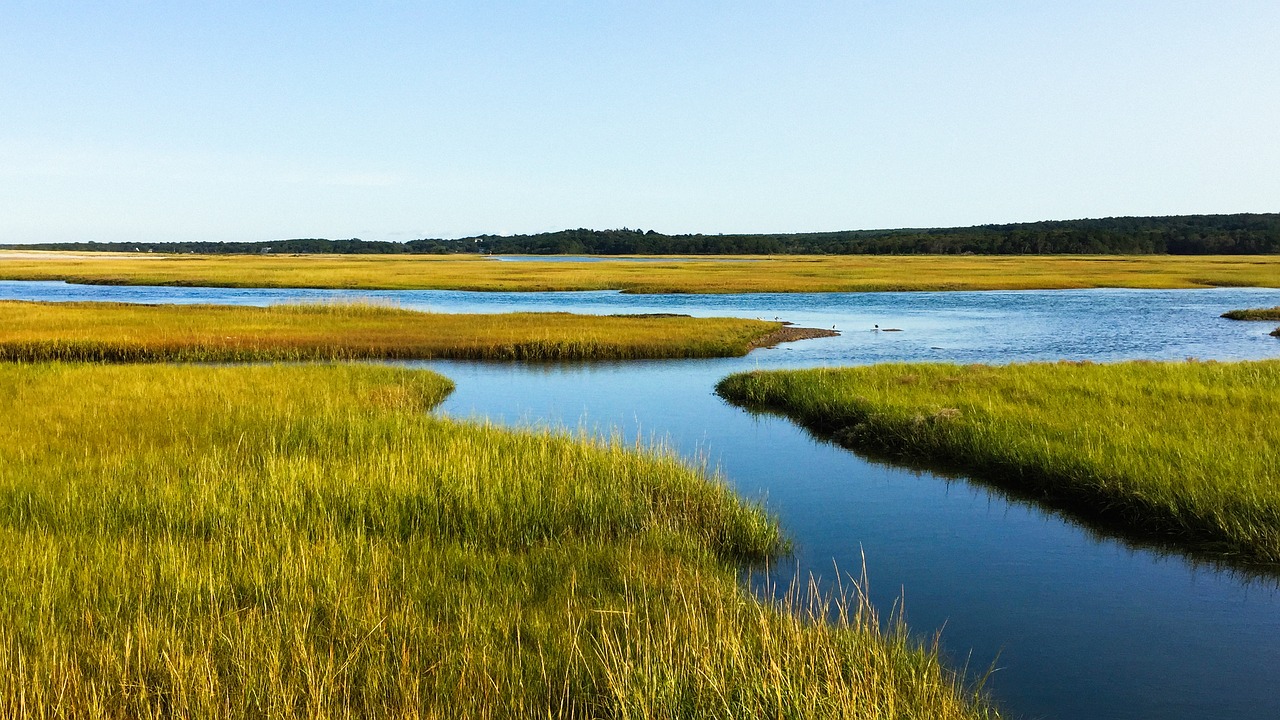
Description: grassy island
1221,306,1280,321
1220,307,1280,336
0,300,824,362
717,361,1280,565
0,363,994,718
1,251,1279,293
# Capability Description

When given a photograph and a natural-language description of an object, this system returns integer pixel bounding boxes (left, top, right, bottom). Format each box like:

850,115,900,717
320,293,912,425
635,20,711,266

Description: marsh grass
0,300,787,362
1221,307,1280,337
1221,306,1280,321
0,363,995,718
1,252,1278,292
717,360,1280,564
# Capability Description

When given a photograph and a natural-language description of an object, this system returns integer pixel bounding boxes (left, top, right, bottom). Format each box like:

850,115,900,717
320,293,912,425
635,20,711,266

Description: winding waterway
5,279,1280,719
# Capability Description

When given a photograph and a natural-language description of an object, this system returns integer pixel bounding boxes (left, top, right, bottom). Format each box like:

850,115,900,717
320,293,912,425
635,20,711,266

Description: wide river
6,279,1280,720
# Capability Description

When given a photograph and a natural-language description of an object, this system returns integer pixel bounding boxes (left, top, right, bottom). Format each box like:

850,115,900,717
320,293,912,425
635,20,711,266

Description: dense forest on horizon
7,213,1280,256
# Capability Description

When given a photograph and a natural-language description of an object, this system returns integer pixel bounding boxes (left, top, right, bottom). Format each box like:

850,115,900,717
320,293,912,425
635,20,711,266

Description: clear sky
2,1,1277,243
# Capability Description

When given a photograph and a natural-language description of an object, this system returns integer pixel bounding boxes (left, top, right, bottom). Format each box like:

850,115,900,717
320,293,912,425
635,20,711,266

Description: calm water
6,279,1280,719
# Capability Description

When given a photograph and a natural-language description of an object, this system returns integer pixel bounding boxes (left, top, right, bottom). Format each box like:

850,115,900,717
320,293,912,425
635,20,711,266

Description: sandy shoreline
750,325,839,349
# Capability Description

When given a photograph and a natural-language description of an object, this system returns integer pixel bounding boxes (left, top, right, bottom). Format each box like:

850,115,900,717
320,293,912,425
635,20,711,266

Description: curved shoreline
716,361,1280,567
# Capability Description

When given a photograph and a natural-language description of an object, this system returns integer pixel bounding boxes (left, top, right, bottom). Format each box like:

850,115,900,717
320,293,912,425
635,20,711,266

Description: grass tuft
1222,306,1280,321
1222,307,1280,340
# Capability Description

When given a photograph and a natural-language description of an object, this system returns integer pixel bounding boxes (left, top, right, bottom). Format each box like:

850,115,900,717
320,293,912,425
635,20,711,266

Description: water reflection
417,357,1280,720
738,401,1280,587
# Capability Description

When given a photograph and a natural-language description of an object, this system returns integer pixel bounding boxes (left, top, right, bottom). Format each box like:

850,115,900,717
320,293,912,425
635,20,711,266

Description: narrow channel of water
5,279,1280,719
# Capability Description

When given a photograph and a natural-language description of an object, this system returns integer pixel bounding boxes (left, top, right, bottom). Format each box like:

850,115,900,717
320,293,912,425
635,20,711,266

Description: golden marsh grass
1,251,1278,292
717,360,1280,564
0,300,795,362
0,363,996,718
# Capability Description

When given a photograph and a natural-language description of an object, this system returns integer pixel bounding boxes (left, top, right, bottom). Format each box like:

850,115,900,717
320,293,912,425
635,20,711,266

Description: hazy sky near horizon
2,1,1278,243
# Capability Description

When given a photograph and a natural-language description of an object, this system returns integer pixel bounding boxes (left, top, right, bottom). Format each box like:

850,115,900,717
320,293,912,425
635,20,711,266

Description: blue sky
2,1,1277,243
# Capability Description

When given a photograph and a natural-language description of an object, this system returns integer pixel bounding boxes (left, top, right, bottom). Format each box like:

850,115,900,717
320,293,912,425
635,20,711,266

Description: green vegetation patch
0,300,795,361
1222,306,1280,321
717,361,1280,564
0,363,994,718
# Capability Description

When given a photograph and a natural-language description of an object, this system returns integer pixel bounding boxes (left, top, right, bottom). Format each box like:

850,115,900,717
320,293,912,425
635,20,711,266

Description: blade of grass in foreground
717,360,1280,565
0,363,995,718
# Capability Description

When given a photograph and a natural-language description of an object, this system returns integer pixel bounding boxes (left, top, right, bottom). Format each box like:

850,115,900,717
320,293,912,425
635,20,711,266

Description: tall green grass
717,361,1280,564
0,301,798,362
0,363,995,718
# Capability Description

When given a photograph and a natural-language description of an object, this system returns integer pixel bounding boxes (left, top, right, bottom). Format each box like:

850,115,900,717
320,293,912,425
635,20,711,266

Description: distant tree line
8,214,1279,255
